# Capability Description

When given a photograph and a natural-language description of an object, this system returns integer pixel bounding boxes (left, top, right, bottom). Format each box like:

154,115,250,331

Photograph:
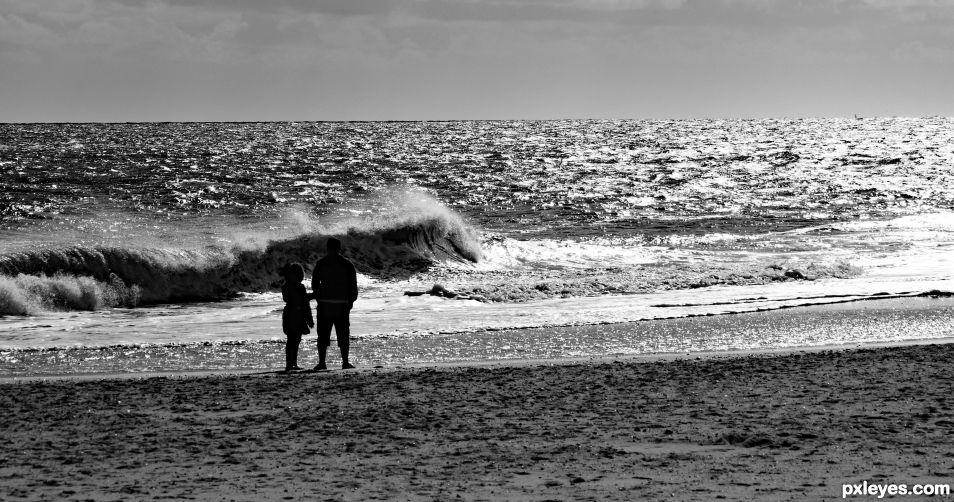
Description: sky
1,0,953,122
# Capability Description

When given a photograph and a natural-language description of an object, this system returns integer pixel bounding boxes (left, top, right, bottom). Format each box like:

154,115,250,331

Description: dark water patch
0,210,480,315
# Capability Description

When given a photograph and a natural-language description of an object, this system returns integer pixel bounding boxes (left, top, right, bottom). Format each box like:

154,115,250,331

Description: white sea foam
0,192,482,315
476,237,662,270
4,274,952,352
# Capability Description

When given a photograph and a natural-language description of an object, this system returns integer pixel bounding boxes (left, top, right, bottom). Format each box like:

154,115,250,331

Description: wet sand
2,340,954,501
5,295,954,379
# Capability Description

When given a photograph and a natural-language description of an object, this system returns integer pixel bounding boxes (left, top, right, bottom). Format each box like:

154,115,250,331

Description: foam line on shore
10,336,954,384
5,295,954,382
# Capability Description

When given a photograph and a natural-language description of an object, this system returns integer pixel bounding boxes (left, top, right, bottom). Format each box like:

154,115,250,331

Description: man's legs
334,304,353,369
316,345,327,370
317,303,353,369
340,345,351,369
316,304,334,370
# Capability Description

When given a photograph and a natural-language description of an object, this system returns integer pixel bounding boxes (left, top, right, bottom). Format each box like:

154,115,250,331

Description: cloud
4,0,952,57
146,0,408,18
0,0,252,63
0,12,65,50
2,0,953,121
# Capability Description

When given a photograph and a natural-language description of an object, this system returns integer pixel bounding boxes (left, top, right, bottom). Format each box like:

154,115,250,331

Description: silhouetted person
281,263,314,372
312,237,358,370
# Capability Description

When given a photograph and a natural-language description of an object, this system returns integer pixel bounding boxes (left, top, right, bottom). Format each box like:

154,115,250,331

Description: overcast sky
2,0,952,122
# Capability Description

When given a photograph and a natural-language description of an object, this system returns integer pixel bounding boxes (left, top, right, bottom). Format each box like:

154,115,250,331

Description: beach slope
2,344,953,501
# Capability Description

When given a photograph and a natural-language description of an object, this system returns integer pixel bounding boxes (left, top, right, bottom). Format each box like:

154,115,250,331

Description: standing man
311,237,359,370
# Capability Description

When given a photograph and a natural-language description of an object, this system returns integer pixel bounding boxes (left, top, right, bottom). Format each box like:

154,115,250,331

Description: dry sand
2,342,953,501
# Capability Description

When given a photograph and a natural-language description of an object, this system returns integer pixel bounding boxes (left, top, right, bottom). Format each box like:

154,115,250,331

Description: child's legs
285,333,302,368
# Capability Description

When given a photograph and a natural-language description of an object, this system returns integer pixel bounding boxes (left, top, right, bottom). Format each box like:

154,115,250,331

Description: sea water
2,119,954,376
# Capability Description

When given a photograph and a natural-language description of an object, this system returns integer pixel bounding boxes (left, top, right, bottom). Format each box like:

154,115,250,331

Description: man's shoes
342,362,355,370
314,362,327,371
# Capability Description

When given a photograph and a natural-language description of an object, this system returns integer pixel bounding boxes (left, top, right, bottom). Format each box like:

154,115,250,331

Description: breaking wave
0,197,481,315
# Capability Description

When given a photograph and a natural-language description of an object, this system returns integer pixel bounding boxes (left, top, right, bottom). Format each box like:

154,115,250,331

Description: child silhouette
281,263,314,372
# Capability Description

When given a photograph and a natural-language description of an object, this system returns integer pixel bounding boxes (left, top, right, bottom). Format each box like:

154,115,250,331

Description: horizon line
3,115,951,125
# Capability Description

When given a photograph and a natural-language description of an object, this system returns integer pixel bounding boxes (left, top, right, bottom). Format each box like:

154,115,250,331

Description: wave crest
0,197,481,315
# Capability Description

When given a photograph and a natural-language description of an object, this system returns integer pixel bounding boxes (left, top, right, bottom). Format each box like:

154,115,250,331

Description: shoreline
4,294,954,381
6,334,954,384
2,342,953,500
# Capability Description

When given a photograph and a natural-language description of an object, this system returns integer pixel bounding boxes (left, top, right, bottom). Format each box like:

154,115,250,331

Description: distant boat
854,114,863,120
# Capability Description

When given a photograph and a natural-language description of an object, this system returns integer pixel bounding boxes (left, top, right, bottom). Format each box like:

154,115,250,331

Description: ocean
2,118,954,376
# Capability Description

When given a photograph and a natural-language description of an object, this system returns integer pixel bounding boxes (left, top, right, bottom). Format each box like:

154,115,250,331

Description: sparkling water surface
2,119,954,375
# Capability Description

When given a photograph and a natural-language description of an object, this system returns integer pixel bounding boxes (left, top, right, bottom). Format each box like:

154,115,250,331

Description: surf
0,193,482,315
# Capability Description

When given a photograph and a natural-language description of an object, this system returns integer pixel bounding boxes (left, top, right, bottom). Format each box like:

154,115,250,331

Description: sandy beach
2,339,953,501
5,2,954,500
